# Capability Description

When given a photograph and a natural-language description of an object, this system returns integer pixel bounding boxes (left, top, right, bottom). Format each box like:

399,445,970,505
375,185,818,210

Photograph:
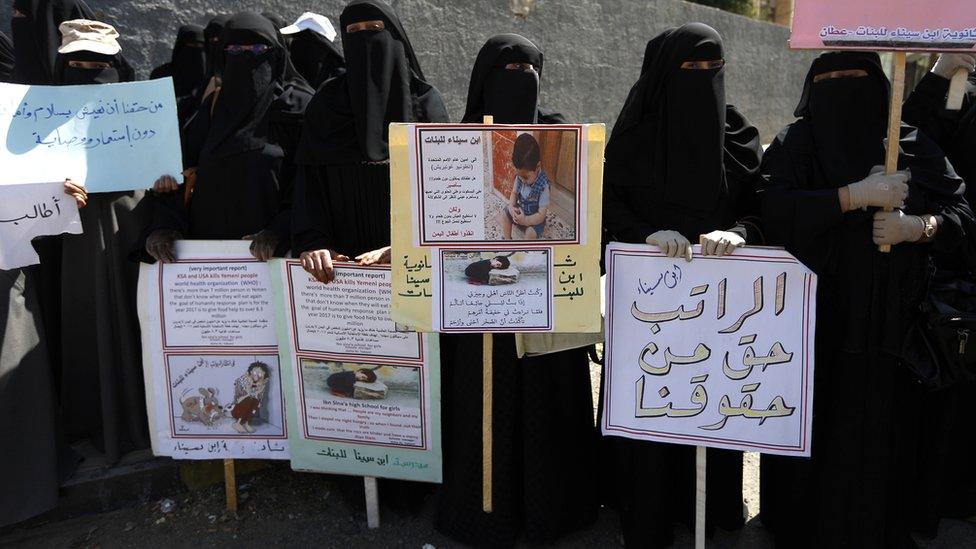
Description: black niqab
169,25,207,96
10,0,95,84
462,34,547,124
0,31,14,82
54,51,125,85
203,14,230,80
605,23,734,216
202,13,285,159
288,29,345,89
798,52,890,188
295,0,447,164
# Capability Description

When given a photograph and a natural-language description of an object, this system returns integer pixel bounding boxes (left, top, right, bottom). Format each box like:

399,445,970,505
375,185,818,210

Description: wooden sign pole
695,446,707,549
880,51,908,254
364,476,381,528
947,68,969,111
223,458,238,513
482,115,495,514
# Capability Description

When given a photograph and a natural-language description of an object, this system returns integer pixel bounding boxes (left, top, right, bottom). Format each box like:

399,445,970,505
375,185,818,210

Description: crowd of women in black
3,1,976,547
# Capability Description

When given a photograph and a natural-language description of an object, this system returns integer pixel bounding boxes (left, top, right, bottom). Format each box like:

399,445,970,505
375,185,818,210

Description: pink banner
791,0,976,52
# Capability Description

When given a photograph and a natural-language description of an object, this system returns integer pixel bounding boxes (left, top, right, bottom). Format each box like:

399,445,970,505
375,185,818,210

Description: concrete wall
0,0,817,141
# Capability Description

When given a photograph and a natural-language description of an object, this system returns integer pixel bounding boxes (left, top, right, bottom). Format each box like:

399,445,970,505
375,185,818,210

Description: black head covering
288,29,345,89
0,31,14,82
201,12,287,158
169,24,207,96
605,23,739,216
796,51,890,188
203,14,230,80
54,50,129,85
462,34,548,124
10,0,95,84
295,0,448,165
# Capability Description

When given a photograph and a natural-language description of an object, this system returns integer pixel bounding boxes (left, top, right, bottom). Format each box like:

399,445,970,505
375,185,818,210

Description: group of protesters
2,0,976,547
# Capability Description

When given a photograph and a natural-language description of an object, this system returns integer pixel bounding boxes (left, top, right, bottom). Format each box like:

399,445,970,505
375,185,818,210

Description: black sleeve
291,167,334,255
129,190,188,263
757,124,845,249
267,115,305,255
724,105,765,244
602,183,660,245
903,72,969,153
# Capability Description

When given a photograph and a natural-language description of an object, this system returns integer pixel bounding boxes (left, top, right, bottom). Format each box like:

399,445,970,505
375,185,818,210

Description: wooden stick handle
695,446,707,549
482,332,493,513
223,458,237,513
364,476,380,529
880,52,908,254
482,114,495,514
947,68,969,111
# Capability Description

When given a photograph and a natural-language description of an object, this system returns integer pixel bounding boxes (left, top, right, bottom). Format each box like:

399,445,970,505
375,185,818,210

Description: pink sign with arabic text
791,0,976,52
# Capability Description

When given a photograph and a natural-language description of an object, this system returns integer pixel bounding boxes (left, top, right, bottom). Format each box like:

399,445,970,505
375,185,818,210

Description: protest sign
602,243,817,457
0,79,183,193
271,260,441,483
0,181,81,269
790,0,976,52
137,241,288,460
390,123,604,334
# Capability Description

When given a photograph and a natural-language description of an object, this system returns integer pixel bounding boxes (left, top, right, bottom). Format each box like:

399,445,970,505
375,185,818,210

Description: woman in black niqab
288,29,345,89
10,0,93,84
291,0,447,277
434,34,599,547
902,55,976,534
150,25,207,127
49,27,152,476
758,51,976,548
141,12,313,263
601,23,763,548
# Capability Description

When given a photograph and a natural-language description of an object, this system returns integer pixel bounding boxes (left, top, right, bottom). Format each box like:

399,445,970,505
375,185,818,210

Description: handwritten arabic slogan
412,125,585,247
138,241,289,460
270,261,441,483
0,79,184,193
390,123,605,334
0,181,81,269
602,244,817,457
791,0,976,52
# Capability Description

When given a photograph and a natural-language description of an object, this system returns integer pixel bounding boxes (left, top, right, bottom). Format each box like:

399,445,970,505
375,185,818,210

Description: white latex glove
932,53,976,80
647,230,692,262
847,167,910,210
873,210,924,246
700,230,745,256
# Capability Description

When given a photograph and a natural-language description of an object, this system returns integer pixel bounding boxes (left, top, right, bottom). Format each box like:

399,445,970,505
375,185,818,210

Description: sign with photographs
390,123,604,334
271,261,442,483
137,241,288,460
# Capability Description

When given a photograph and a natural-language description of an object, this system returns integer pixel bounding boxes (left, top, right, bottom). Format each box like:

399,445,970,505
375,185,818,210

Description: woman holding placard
601,23,764,548
758,51,976,548
434,34,600,547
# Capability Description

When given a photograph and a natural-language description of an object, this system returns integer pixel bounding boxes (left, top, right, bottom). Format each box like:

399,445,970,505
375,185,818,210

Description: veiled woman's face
680,59,725,70
812,69,869,83
504,62,537,73
346,19,385,34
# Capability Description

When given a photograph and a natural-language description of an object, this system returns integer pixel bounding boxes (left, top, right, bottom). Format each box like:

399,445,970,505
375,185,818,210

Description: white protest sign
138,241,288,460
0,79,183,193
602,243,817,457
0,181,81,269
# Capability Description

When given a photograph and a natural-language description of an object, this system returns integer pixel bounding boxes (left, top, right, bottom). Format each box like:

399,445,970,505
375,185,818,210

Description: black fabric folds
294,0,448,165
10,0,94,84
203,14,230,81
0,31,14,81
462,34,545,124
54,51,129,85
288,29,345,89
605,23,735,217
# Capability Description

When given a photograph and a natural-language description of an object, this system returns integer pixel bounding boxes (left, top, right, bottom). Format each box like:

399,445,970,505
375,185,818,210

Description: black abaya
288,29,345,89
758,52,976,548
902,69,976,531
140,12,312,258
434,34,599,547
151,25,207,128
601,25,762,548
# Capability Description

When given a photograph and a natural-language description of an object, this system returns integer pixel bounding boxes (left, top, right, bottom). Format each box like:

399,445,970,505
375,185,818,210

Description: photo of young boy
498,133,550,240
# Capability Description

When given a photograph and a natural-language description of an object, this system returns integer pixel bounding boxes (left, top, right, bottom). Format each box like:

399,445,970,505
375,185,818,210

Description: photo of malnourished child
486,129,578,242
167,355,286,438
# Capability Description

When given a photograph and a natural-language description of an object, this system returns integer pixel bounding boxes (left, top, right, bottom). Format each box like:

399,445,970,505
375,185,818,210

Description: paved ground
3,362,975,548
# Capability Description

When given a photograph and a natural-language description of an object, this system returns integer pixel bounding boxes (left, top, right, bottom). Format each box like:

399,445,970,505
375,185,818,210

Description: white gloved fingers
683,241,693,262
666,237,678,258
869,165,886,176
715,238,730,257
703,236,717,256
